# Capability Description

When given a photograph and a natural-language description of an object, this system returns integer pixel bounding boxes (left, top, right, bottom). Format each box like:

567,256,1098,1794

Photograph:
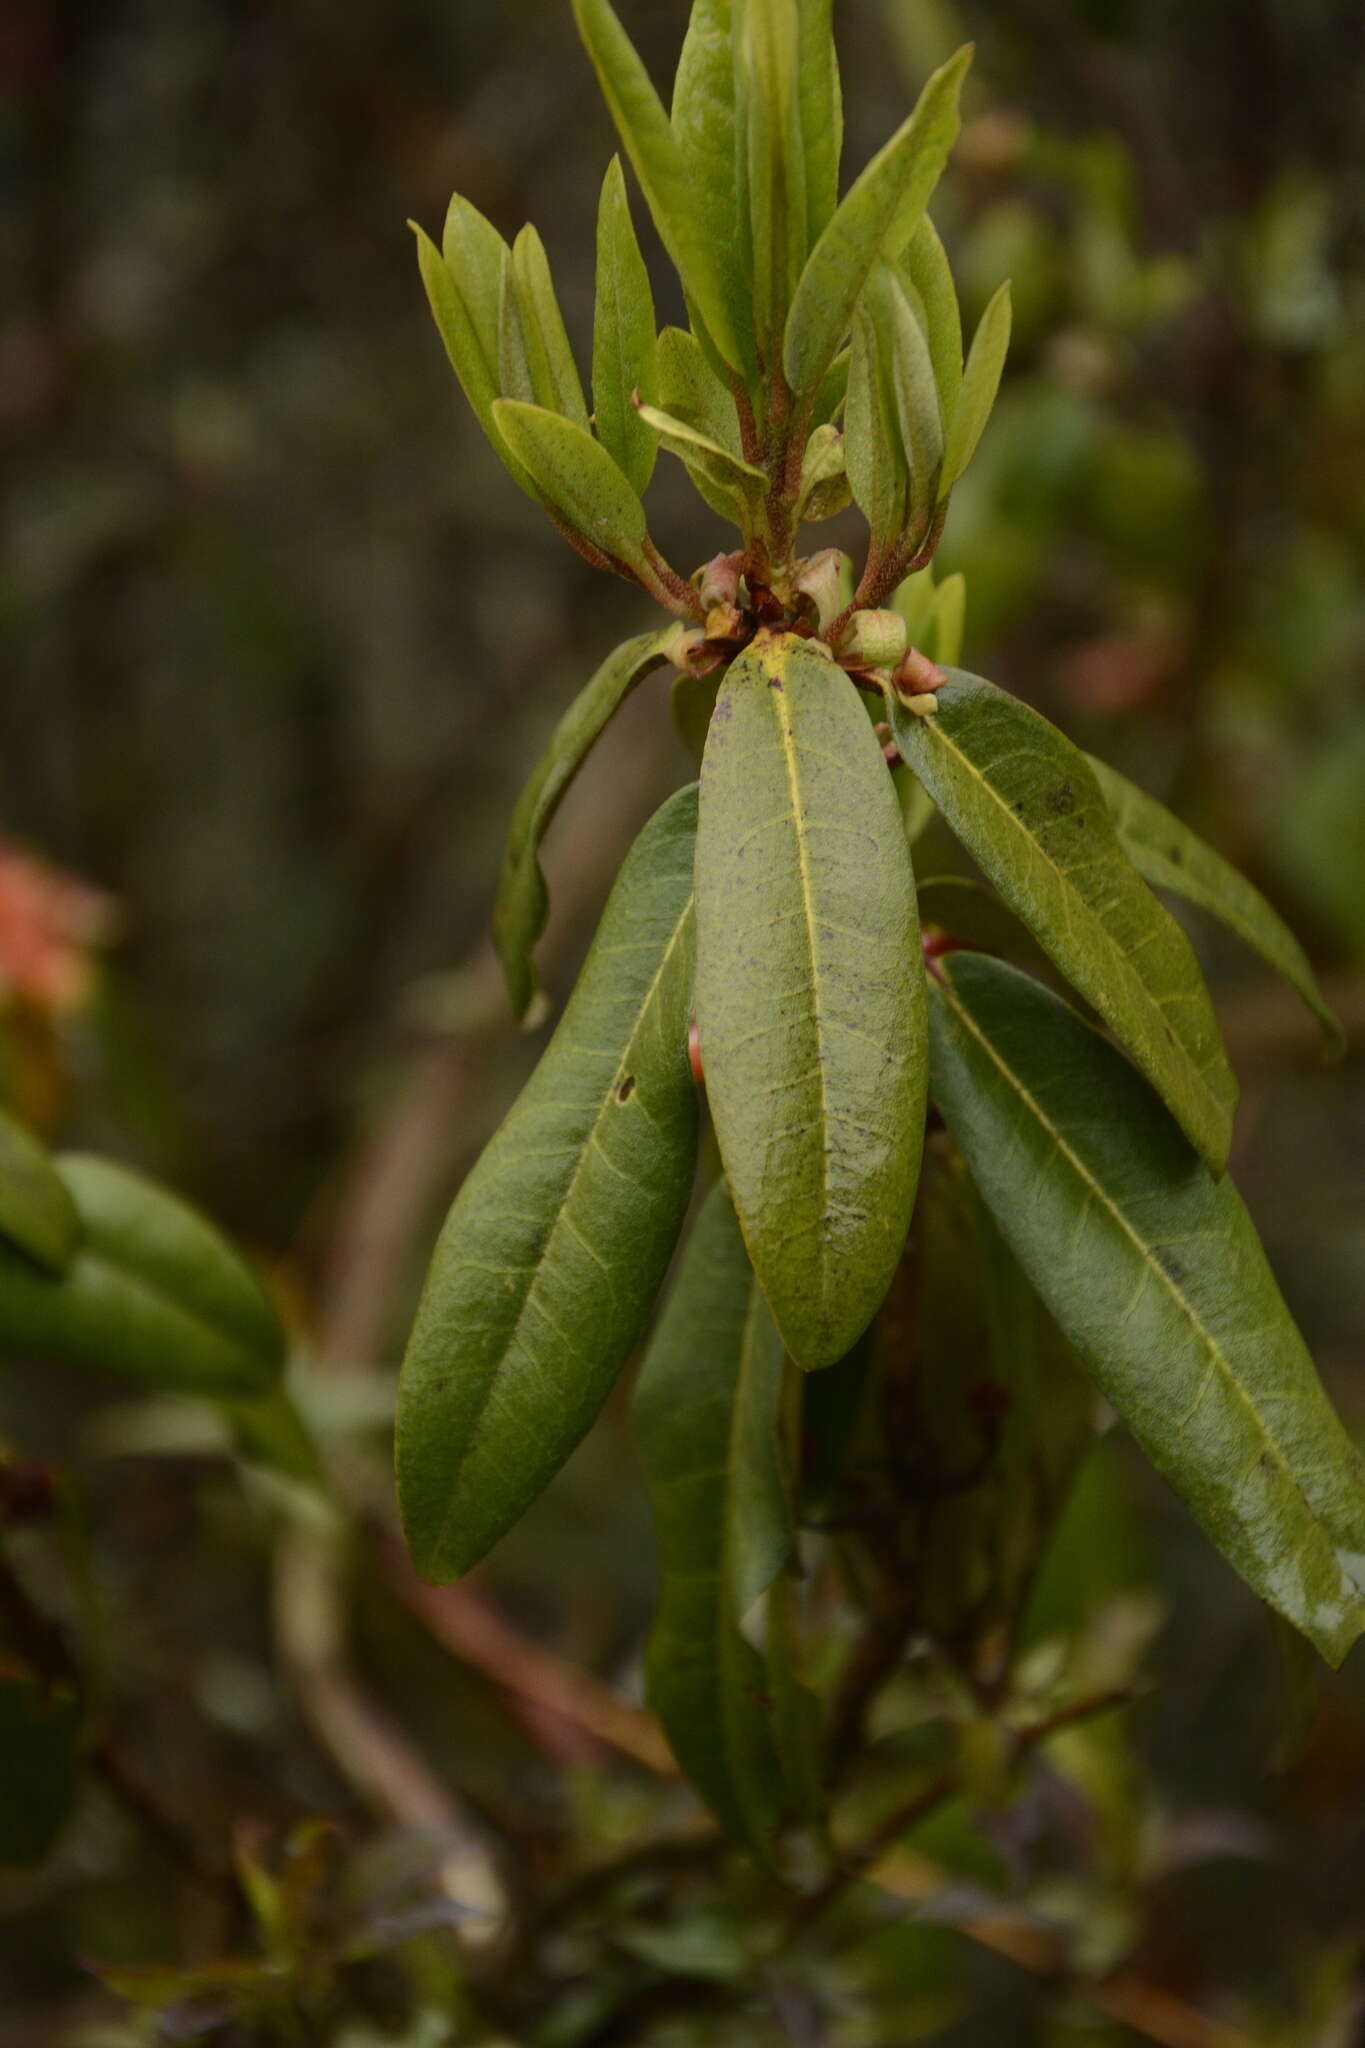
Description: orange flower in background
0,842,117,1017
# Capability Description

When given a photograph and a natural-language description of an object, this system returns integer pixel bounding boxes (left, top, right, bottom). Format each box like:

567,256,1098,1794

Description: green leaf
928,952,1365,1666
499,225,589,430
796,0,842,246
939,279,1011,496
413,213,533,496
633,1180,791,1850
491,399,651,579
931,570,965,666
592,157,660,496
844,304,898,546
697,632,927,1368
903,215,962,426
671,0,753,382
735,0,808,363
915,874,1053,978
1089,755,1344,1054
783,44,970,401
889,671,1238,1169
0,1106,79,1273
0,1662,81,1866
572,0,746,374
398,787,700,1581
795,421,851,523
844,262,943,548
655,326,755,522
493,631,673,1022
636,397,766,511
0,1156,285,1395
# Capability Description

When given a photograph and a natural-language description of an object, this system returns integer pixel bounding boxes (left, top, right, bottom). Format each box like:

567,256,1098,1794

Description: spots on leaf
616,1074,636,1103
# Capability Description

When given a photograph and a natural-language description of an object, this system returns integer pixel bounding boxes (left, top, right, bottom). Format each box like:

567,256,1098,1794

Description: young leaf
635,397,766,511
1088,755,1344,1053
633,1180,791,1850
783,44,970,401
844,303,900,546
0,1107,79,1273
903,214,962,426
736,0,808,362
398,787,700,1582
928,952,1365,1667
795,421,851,523
697,632,927,1369
593,157,659,496
655,325,757,521
494,630,673,1022
938,279,1011,497
671,0,753,382
0,1156,285,1395
500,225,589,429
413,211,532,495
572,0,746,374
796,0,842,246
889,671,1238,1170
491,399,651,580
845,262,943,548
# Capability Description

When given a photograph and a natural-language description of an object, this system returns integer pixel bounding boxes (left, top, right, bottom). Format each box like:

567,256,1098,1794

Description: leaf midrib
935,975,1341,1575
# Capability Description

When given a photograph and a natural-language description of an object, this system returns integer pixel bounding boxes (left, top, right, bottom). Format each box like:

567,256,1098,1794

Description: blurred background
2,0,1364,2040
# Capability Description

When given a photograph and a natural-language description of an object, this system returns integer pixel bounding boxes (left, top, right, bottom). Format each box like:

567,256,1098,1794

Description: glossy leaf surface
493,629,671,1020
491,399,650,580
633,1181,791,1849
572,0,744,373
1089,755,1343,1052
697,632,927,1368
399,787,700,1581
0,1107,79,1273
928,952,1365,1665
889,671,1238,1169
592,157,659,495
0,1156,285,1395
783,45,969,401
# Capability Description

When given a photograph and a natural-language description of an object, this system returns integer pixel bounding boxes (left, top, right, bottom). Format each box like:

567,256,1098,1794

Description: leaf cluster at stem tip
414,0,1008,641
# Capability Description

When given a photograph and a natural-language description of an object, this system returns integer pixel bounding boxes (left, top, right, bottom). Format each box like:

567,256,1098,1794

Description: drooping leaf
398,787,700,1582
671,0,753,381
0,1662,81,1866
500,225,589,429
633,1180,791,1849
796,0,842,246
655,325,757,521
493,630,672,1021
697,632,927,1368
491,399,651,580
889,671,1238,1169
903,214,962,426
572,0,746,374
938,279,1011,497
735,0,808,364
0,1106,79,1273
592,157,660,495
635,397,766,515
928,951,1365,1666
0,1156,285,1395
1088,755,1344,1053
783,44,970,401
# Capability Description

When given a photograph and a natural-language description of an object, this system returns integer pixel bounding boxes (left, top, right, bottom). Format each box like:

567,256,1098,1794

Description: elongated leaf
736,0,808,362
1089,755,1343,1052
398,787,700,1581
904,215,962,426
655,326,755,521
671,0,753,381
928,952,1365,1666
0,1156,285,1394
636,398,765,509
414,213,532,496
844,304,898,545
633,1180,791,1849
573,0,745,373
783,44,970,400
491,399,650,579
0,1107,78,1273
697,632,927,1368
889,671,1238,1169
939,279,1011,496
0,1663,80,1866
592,157,659,495
847,262,942,547
500,226,589,429
494,630,672,1021
796,0,841,245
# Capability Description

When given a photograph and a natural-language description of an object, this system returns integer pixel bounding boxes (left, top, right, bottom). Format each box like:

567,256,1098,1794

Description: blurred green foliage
2,0,1364,2042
